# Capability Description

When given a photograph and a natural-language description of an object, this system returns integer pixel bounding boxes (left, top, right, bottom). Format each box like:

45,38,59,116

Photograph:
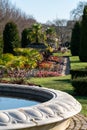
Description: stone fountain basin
0,83,81,130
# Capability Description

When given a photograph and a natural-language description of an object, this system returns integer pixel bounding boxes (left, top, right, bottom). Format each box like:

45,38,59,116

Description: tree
53,19,68,44
0,0,36,36
21,23,46,48
32,23,43,43
70,21,81,56
79,5,87,62
70,1,87,20
46,27,58,48
3,21,20,54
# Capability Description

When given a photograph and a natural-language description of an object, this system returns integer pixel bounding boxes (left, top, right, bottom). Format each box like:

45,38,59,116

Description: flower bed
48,56,61,62
48,56,64,63
37,61,54,69
0,53,65,78
35,70,62,77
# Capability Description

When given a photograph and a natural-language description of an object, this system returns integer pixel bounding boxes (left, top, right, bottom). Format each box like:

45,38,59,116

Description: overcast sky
10,0,86,23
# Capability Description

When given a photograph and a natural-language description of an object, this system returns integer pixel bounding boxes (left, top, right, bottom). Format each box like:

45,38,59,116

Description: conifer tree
71,22,80,56
3,21,20,54
79,6,87,61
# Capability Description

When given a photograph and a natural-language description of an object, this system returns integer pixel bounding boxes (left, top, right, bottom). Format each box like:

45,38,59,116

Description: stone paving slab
66,114,87,130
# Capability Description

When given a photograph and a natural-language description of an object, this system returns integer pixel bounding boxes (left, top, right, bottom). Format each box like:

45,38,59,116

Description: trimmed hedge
70,69,87,79
71,77,87,96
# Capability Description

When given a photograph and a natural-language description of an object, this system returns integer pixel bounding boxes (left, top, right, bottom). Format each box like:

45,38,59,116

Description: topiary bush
3,21,20,54
71,77,87,96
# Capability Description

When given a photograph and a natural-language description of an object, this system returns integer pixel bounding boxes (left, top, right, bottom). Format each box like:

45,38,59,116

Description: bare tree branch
70,1,87,20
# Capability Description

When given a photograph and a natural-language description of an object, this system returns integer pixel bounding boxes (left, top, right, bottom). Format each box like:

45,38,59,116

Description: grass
29,75,73,94
53,50,71,57
70,56,87,69
28,75,87,116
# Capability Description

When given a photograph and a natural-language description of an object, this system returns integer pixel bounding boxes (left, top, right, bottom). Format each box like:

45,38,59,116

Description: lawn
28,55,87,116
70,56,87,69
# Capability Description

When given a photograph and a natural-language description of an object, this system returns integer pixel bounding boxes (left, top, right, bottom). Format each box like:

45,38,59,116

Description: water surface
0,96,39,110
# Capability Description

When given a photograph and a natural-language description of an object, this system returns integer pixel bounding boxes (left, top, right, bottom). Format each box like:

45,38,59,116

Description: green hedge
70,69,87,79
71,77,87,96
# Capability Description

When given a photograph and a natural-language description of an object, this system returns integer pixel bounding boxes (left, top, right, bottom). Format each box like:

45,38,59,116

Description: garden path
66,114,87,130
61,56,70,75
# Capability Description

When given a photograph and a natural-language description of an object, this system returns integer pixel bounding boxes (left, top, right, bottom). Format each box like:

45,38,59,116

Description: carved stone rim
0,83,82,130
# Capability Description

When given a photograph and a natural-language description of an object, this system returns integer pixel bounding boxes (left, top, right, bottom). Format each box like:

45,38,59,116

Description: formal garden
0,3,87,129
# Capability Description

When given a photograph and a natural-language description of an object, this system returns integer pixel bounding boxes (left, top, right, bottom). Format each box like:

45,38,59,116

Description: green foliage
0,35,3,55
79,6,87,61
21,23,46,47
3,21,20,54
21,24,58,49
21,28,33,48
14,48,42,61
0,48,43,69
70,22,81,56
70,69,87,79
72,77,87,96
46,27,58,48
32,23,43,43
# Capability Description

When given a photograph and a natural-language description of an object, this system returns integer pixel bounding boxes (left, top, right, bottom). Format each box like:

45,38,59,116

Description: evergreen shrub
3,21,20,54
79,6,87,61
70,69,87,79
70,22,80,56
72,77,87,96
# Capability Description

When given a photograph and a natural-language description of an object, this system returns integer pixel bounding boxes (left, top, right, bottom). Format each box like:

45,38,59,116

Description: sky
9,0,86,23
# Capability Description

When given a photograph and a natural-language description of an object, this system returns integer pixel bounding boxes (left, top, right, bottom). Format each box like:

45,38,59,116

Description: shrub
70,69,87,79
71,77,87,96
14,48,43,62
3,21,20,54
0,49,43,69
0,53,14,66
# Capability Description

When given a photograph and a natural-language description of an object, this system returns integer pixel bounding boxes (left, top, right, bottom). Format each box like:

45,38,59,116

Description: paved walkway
66,114,87,130
61,56,70,75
